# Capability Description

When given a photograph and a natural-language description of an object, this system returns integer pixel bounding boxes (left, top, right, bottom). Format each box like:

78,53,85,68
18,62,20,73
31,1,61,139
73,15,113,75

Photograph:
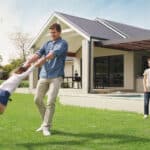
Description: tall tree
10,32,32,61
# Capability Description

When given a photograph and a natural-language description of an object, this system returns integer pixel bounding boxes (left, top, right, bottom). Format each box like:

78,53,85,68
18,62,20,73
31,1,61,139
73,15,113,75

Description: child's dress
0,65,35,106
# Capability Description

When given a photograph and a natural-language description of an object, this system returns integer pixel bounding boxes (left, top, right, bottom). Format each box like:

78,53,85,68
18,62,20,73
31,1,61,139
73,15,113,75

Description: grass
0,93,150,150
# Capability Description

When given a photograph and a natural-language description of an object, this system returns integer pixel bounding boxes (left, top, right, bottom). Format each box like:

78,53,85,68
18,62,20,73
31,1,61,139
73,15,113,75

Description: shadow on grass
2,130,150,150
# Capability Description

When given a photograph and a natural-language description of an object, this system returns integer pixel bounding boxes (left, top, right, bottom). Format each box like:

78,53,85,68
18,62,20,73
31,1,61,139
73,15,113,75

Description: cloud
0,0,21,64
0,0,51,65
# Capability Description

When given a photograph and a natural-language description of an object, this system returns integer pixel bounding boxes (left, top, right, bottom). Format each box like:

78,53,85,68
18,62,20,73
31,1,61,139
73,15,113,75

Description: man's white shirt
0,65,35,94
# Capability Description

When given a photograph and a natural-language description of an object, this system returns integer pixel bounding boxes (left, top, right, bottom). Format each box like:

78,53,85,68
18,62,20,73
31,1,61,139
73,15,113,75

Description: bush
19,80,29,88
0,80,4,84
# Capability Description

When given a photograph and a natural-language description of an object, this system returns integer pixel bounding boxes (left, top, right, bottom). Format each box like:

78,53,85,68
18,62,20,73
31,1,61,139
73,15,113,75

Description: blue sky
0,0,150,64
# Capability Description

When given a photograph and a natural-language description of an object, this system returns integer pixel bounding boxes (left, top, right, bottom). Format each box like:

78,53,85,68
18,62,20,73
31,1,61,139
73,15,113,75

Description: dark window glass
94,55,124,88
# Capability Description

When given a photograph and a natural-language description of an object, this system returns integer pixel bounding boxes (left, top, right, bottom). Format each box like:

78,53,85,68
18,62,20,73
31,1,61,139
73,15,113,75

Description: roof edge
28,11,92,50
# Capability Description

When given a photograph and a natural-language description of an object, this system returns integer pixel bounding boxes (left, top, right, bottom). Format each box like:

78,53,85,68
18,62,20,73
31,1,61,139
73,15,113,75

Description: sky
0,0,150,64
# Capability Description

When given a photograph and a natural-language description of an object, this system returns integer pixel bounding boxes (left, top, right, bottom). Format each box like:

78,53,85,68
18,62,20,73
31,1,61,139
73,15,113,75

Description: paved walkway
15,88,145,114
15,88,35,94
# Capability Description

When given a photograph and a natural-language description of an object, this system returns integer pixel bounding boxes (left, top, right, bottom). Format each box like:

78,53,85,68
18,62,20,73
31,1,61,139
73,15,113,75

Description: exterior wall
94,47,135,90
69,46,136,91
136,77,143,93
73,48,82,76
64,61,73,76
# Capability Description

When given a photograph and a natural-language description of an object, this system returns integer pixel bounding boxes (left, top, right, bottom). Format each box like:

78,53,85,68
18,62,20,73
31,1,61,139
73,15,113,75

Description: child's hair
11,66,28,75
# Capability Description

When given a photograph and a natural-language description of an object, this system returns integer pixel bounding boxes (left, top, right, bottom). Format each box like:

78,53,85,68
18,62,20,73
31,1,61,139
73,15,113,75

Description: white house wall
64,61,73,77
93,47,135,90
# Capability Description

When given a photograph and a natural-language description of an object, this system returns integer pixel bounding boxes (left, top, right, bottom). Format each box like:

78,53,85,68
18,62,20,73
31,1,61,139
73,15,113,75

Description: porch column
124,52,135,90
29,67,39,89
82,39,90,93
29,48,39,89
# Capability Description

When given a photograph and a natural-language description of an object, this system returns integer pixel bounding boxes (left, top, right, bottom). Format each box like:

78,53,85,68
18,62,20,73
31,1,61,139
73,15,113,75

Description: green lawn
0,93,150,150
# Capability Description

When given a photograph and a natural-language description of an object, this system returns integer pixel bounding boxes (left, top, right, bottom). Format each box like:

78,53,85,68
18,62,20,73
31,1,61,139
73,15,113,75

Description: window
94,55,124,88
142,56,149,74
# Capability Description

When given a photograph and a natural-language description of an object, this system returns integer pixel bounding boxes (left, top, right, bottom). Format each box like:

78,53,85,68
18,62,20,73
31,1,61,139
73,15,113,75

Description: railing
61,76,82,89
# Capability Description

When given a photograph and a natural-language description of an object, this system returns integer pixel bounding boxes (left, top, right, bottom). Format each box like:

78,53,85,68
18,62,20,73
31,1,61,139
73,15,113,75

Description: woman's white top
0,65,35,94
143,68,150,91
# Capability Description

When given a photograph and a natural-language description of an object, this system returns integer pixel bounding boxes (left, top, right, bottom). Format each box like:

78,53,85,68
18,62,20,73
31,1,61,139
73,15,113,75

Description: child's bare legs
0,103,6,114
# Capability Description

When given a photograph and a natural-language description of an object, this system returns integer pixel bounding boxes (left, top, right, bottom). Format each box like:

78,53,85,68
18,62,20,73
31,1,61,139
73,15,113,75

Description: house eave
27,12,92,50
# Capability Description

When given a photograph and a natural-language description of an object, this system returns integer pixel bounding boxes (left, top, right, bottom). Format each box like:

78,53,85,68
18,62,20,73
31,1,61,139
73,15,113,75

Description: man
143,58,150,119
24,23,68,136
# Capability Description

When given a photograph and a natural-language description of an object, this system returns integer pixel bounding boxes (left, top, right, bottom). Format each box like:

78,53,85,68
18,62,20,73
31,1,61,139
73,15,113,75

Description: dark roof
105,19,150,38
55,12,122,40
56,12,150,40
29,12,150,51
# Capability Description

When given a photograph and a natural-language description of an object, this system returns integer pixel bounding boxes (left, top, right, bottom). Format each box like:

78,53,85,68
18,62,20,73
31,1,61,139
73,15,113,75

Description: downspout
88,38,92,93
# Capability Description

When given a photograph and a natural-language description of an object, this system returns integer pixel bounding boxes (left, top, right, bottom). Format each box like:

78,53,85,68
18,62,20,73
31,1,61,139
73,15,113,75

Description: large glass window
142,56,149,74
94,55,124,88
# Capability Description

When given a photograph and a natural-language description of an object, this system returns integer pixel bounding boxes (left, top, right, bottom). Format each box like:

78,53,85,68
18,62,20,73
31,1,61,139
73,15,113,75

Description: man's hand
23,61,31,68
45,52,54,60
23,54,40,68
34,57,46,67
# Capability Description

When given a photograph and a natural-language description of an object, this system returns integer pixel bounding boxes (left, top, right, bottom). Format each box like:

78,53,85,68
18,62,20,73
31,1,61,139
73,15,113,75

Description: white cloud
0,0,50,65
0,0,21,64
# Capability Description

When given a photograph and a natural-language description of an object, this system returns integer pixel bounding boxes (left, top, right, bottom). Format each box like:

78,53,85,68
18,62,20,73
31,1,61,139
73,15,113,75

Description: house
28,11,150,94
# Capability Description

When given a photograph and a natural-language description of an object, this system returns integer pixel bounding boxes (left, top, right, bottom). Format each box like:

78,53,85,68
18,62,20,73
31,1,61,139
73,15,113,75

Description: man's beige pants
34,77,63,128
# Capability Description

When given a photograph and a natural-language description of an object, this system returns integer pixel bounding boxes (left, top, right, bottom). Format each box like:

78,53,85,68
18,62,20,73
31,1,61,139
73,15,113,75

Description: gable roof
29,11,150,50
55,12,122,40
55,12,150,40
104,19,150,38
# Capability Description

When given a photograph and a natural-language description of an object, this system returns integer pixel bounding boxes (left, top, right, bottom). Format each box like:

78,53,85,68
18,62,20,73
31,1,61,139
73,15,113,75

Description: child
0,56,48,114
0,63,37,114
143,58,150,119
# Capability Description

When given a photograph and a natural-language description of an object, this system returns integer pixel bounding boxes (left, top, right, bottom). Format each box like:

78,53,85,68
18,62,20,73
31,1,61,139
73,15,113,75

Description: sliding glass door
94,55,124,88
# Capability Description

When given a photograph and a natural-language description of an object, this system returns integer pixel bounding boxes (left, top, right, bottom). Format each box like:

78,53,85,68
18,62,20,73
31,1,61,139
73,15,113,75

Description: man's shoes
43,127,51,136
36,126,43,132
144,115,148,119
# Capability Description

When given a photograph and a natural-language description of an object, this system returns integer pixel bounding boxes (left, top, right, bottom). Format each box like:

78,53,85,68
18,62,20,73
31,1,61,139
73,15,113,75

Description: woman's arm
143,74,148,92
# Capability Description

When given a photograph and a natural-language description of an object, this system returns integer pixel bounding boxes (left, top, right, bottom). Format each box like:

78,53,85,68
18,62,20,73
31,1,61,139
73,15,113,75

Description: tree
9,32,32,61
2,58,24,77
0,55,3,65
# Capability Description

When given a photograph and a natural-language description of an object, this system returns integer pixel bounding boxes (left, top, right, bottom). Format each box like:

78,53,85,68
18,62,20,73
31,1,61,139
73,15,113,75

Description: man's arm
34,52,55,67
23,42,47,67
23,54,40,68
38,41,68,63
34,57,48,67
143,74,147,92
27,41,68,67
